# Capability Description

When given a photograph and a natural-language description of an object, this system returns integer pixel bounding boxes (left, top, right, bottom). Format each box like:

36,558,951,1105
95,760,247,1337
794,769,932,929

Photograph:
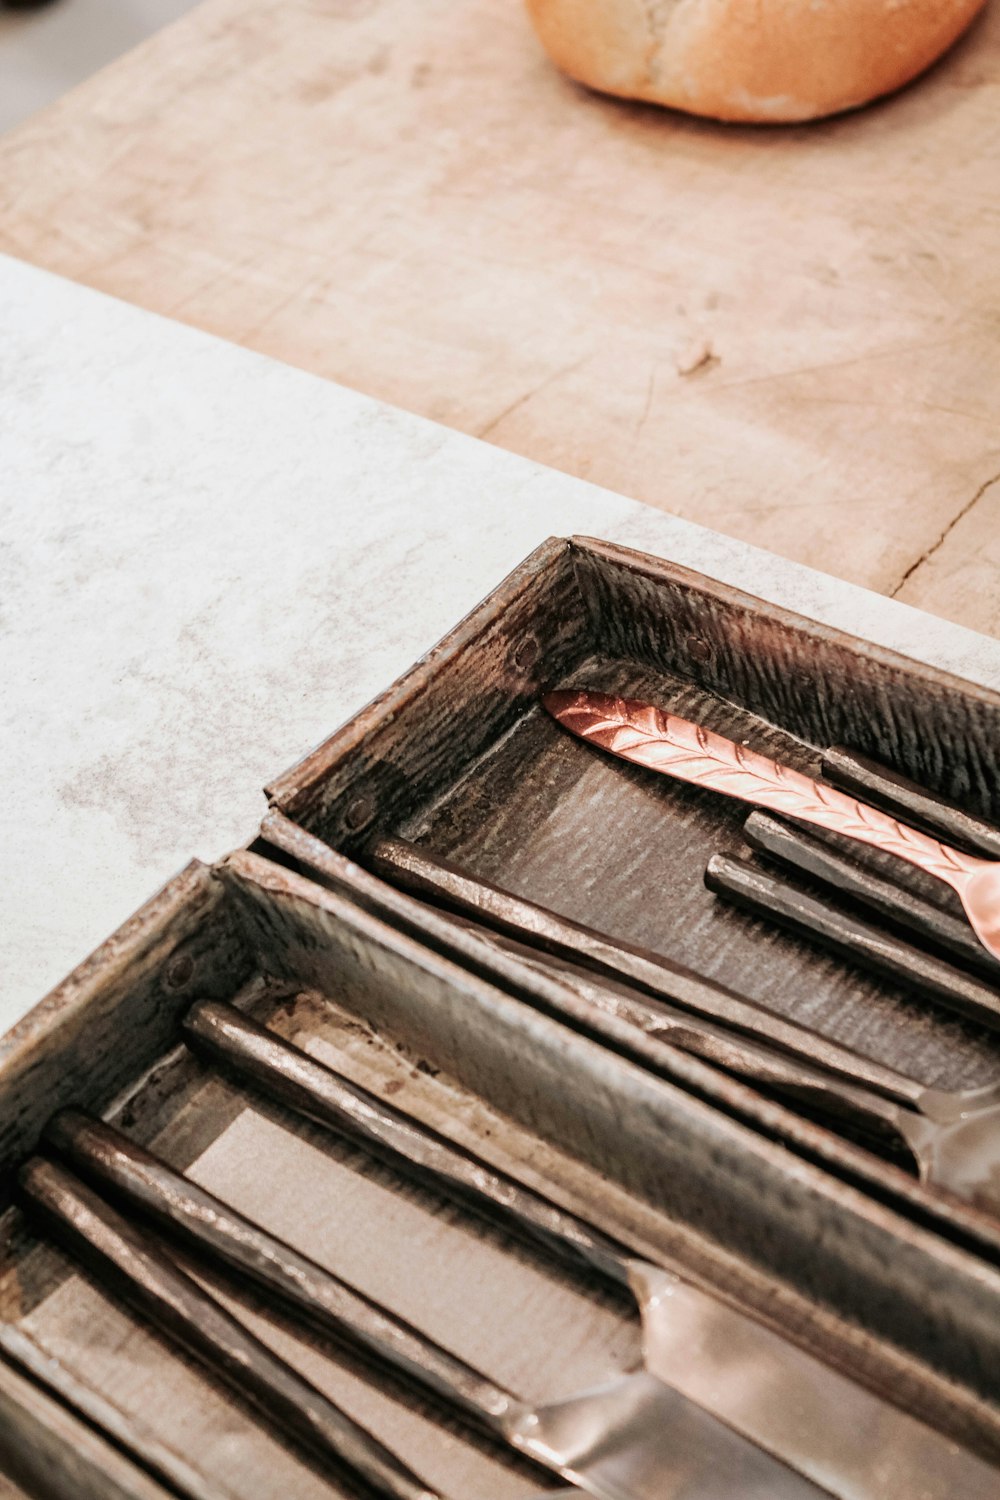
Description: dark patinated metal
16,1157,441,1500
544,690,1000,968
462,925,923,1143
705,855,1000,1214
268,814,1000,1265
183,999,631,1289
8,537,1000,1495
370,837,917,1105
743,811,1000,979
371,838,1000,1184
704,853,1000,1030
181,1000,999,1500
44,1109,523,1438
823,746,1000,862
42,1109,834,1500
0,1323,227,1500
0,1333,185,1500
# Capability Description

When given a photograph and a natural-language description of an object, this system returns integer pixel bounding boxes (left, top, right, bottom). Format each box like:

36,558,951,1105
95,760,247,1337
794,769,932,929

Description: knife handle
706,853,1000,1034
527,951,921,1155
370,836,923,1109
183,999,633,1292
44,1109,524,1440
743,811,1000,979
823,747,1000,862
18,1156,441,1500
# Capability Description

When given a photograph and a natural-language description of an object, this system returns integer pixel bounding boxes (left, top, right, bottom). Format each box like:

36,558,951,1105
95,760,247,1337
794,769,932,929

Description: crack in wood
891,469,1000,599
476,355,590,440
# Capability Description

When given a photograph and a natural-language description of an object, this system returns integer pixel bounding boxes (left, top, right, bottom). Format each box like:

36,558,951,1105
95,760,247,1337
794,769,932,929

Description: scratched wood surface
0,0,998,633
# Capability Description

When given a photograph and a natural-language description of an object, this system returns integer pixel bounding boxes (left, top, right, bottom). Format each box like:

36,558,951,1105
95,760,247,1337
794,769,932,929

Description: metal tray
0,854,690,1497
2,850,999,1492
267,535,1000,1102
3,535,1000,1494
261,537,1000,1414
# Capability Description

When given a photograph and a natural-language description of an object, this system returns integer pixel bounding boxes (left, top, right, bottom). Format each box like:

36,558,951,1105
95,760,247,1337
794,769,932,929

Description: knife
45,1108,830,1500
181,999,997,1499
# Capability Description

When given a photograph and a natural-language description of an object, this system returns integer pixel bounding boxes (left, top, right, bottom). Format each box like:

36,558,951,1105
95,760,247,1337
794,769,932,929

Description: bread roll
524,0,986,122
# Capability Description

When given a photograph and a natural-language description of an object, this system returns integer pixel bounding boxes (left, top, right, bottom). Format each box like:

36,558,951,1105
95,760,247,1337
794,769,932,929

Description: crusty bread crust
525,0,986,122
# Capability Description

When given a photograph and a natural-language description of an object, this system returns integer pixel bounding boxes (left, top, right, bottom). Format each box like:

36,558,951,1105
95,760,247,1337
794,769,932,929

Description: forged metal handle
18,1156,441,1500
371,835,924,1109
705,853,1000,1032
504,944,919,1150
743,811,1000,979
183,1000,632,1291
45,1109,521,1438
822,747,1000,863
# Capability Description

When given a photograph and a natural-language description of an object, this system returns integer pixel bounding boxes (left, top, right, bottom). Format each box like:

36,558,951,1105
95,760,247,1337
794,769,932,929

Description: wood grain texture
0,0,998,629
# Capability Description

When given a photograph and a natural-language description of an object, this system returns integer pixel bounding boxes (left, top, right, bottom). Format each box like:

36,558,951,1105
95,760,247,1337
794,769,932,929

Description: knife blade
182,1000,998,1499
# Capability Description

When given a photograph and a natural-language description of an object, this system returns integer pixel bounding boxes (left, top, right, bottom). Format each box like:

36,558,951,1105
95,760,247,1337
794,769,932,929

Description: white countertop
3,252,999,1035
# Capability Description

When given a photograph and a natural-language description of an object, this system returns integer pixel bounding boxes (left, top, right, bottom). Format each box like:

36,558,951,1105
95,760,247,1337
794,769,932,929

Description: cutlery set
539,691,1000,1204
12,681,1000,1497
13,997,996,1499
370,842,1000,1220
7,536,1000,1497
543,691,1000,969
27,1093,824,1500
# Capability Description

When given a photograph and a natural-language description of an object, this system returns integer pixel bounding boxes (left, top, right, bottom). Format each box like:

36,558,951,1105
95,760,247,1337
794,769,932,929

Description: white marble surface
3,252,1000,1036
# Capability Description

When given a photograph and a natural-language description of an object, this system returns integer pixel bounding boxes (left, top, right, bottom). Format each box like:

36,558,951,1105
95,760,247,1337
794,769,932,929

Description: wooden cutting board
0,0,998,632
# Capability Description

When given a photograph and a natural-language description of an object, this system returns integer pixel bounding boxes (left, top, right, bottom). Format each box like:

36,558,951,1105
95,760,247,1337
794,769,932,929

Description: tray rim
265,533,1000,822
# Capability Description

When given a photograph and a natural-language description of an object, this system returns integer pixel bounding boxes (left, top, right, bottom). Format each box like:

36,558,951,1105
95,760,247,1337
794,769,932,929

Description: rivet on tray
513,636,540,670
687,636,712,664
165,953,195,990
344,794,375,833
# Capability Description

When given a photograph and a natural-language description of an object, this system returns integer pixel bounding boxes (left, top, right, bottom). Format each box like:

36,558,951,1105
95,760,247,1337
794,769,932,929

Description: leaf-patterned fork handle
543,692,985,896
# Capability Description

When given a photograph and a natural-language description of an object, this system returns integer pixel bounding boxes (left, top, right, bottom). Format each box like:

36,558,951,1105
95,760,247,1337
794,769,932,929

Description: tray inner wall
401,653,1000,1096
574,541,1000,822
0,976,641,1500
